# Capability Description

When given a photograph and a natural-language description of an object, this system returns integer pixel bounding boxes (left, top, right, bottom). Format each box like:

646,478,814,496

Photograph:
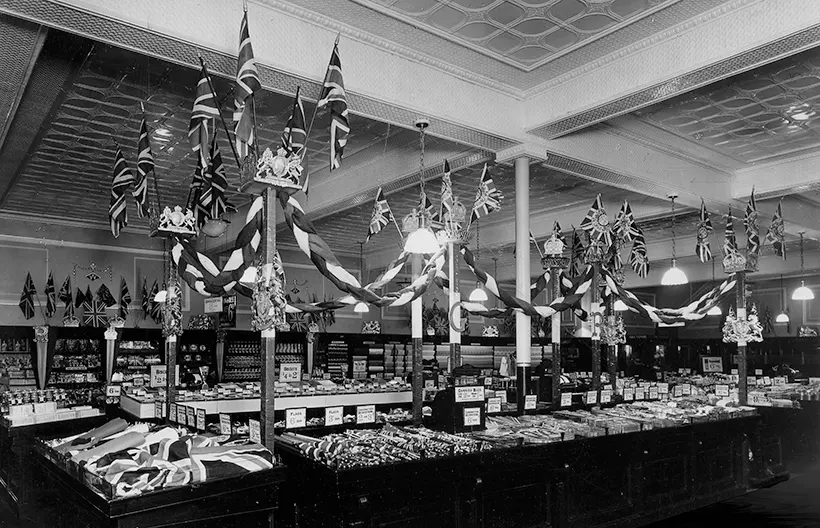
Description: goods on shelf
274,377,410,397
224,339,261,382
1,387,104,426
115,340,161,384
0,339,35,390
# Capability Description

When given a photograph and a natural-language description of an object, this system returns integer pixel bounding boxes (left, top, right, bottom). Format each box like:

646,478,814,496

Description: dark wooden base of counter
278,416,769,528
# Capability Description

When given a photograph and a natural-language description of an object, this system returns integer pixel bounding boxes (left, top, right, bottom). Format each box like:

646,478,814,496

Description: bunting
744,188,760,259
765,200,786,259
317,41,350,170
109,148,135,238
580,194,612,248
469,164,502,225
365,187,392,243
19,272,35,320
133,117,153,218
45,272,56,318
696,199,713,263
233,10,261,159
188,66,219,167
629,225,649,279
119,277,131,320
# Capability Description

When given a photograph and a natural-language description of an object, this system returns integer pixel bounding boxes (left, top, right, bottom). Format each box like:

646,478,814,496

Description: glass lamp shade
775,311,790,323
706,305,722,316
404,227,440,254
468,285,488,302
614,299,628,312
154,290,168,303
661,260,688,286
353,301,369,313
792,281,815,300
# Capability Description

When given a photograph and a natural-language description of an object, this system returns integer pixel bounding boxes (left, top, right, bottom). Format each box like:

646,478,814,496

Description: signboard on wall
701,356,724,373
219,295,237,328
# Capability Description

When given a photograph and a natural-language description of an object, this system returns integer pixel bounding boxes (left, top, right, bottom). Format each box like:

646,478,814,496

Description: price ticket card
763,376,772,386
154,401,163,420
773,377,787,386
487,397,502,413
169,404,177,423
755,369,764,376
196,409,206,431
286,408,307,429
623,388,634,401
560,393,573,407
454,386,485,403
219,414,232,435
463,407,481,427
600,390,612,404
105,385,121,398
657,383,669,394
279,363,303,383
649,387,659,400
132,377,144,387
731,368,739,375
715,385,730,397
186,407,196,428
635,388,645,401
585,391,598,405
249,419,261,443
524,394,537,410
681,384,692,396
356,405,376,424
325,407,343,427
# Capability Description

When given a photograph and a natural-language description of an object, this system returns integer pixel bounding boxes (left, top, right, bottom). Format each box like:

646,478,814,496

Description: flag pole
197,53,243,169
303,33,340,147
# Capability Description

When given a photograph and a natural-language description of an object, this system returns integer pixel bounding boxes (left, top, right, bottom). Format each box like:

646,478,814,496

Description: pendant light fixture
776,274,790,323
468,219,488,302
706,256,722,315
354,242,369,313
614,299,628,312
792,232,814,300
403,119,440,255
661,193,688,286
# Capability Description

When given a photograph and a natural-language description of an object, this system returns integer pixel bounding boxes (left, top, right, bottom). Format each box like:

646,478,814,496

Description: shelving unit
50,329,103,388
0,329,35,391
114,328,163,386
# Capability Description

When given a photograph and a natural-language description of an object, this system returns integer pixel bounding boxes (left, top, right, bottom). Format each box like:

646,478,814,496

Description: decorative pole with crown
541,225,570,408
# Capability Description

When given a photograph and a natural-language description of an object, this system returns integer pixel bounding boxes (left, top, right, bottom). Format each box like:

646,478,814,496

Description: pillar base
516,365,532,413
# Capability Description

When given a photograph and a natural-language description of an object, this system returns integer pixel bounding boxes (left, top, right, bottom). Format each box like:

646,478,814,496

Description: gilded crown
543,233,565,256
722,251,747,274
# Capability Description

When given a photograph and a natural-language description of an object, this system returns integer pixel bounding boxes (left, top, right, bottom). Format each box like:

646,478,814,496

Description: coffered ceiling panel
632,45,820,164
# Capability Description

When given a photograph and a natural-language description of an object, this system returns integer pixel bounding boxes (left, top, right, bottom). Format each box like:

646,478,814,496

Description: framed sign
701,356,723,373
219,295,237,328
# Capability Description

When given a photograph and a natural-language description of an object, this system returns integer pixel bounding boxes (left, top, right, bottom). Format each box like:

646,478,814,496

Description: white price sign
600,390,612,404
454,386,485,403
203,296,223,314
585,391,598,405
524,395,537,410
325,407,343,426
352,359,368,372
249,419,261,443
731,369,739,375
649,387,659,400
279,363,303,383
755,369,764,376
773,376,787,386
463,407,481,427
150,365,167,388
763,376,772,386
105,385,121,398
356,405,376,424
560,393,573,407
635,388,645,401
154,401,164,419
623,388,635,401
487,397,502,413
169,404,178,423
286,408,307,429
219,414,232,435
186,407,196,428
681,384,692,396
715,385,730,397
196,409,206,431
658,383,669,394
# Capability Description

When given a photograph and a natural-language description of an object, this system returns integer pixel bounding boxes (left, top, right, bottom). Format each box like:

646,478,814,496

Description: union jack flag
282,87,307,156
109,148,135,238
317,41,349,170
141,278,150,319
206,138,231,220
58,275,72,306
133,116,153,218
765,200,785,259
630,225,649,279
119,277,131,319
45,272,56,318
435,160,454,225
724,208,738,255
149,281,162,324
365,187,393,243
744,188,760,258
580,194,612,248
614,200,636,243
189,66,220,167
552,221,567,246
696,199,713,263
18,272,35,320
469,164,502,225
233,10,261,160
187,157,211,228
569,228,585,277
83,300,108,328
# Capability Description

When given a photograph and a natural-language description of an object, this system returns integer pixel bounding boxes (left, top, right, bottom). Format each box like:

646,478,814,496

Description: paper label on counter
763,376,772,386
279,363,302,383
150,365,167,388
132,377,144,387
186,407,196,428
524,395,537,410
286,408,307,429
755,369,763,376
249,419,261,443
649,387,659,400
681,384,692,396
463,407,481,427
600,390,612,404
169,404,177,423
658,383,669,394
154,401,164,419
325,407,343,427
219,414,232,435
749,376,758,386
105,385,121,398
560,393,573,407
623,388,634,401
731,368,739,375
773,376,787,386
585,391,598,405
810,378,820,384
748,392,772,407
454,386,485,403
715,385,730,397
196,409,206,431
635,388,645,401
356,405,376,424
487,397,502,413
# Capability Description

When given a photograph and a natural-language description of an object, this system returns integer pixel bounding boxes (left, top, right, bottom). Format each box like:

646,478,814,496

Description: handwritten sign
524,394,537,410
658,383,669,394
487,397,502,413
560,393,572,407
681,384,692,396
649,387,659,400
150,365,167,388
186,407,196,428
600,390,612,404
203,296,223,314
623,388,635,401
454,386,485,403
219,414,232,435
286,408,307,429
357,405,376,424
773,376,787,386
279,363,303,383
463,407,481,427
105,385,121,398
325,407,343,427
715,385,730,397
196,409,206,431
585,391,598,405
249,419,261,443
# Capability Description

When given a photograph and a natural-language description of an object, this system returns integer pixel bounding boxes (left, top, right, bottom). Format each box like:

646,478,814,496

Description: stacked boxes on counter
351,346,368,380
367,345,385,378
324,339,349,378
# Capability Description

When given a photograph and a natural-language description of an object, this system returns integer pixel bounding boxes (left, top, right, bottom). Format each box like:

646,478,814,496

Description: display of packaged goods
274,377,411,397
40,418,276,499
224,339,261,381
277,425,485,470
272,407,413,429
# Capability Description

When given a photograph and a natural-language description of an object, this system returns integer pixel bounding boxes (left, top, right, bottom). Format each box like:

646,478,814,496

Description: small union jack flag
365,187,393,243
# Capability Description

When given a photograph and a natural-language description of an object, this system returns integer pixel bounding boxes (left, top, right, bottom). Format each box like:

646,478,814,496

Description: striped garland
600,267,737,324
171,196,264,298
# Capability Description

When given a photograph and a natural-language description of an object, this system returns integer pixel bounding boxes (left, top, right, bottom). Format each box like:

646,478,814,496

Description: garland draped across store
600,267,737,325
172,196,264,297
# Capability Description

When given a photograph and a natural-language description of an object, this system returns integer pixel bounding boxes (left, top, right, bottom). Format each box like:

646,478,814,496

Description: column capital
495,142,548,164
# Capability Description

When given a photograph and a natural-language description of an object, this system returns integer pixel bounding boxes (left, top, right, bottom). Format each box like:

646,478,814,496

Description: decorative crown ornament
722,306,763,345
435,198,470,244
151,206,197,238
542,232,570,270
585,238,608,264
62,315,80,327
107,315,126,329
402,208,423,234
601,315,626,345
241,147,303,193
482,325,499,338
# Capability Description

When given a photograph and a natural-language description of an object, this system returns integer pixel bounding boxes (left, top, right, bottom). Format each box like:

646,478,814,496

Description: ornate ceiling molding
495,142,549,164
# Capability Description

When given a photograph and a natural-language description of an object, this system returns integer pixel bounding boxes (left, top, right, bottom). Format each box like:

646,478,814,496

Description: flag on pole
58,276,72,306
97,284,117,308
133,117,153,218
469,164,502,225
141,278,150,319
552,221,567,247
187,157,211,228
580,194,612,248
765,200,786,259
569,228,585,277
281,88,307,156
233,10,261,160
19,272,35,320
189,66,220,167
207,137,231,219
435,160,454,225
696,199,713,263
365,187,393,243
45,272,56,318
63,302,75,322
109,148,135,238
83,286,93,312
75,287,85,309
83,301,108,328
744,188,760,258
317,40,350,170
630,225,649,279
119,277,131,319
149,281,162,324
614,200,636,243
724,208,738,255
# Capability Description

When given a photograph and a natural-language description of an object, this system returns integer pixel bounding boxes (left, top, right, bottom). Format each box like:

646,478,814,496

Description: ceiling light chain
800,232,805,274
792,231,815,301
418,123,426,196
670,194,677,260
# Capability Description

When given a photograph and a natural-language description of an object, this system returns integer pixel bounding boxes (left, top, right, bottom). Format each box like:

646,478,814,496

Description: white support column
515,157,531,412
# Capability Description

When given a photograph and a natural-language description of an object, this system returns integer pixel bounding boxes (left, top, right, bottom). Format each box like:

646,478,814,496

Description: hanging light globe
468,284,488,302
614,299,628,312
792,280,815,300
353,301,370,313
707,305,722,316
661,259,688,286
775,311,790,323
404,226,440,254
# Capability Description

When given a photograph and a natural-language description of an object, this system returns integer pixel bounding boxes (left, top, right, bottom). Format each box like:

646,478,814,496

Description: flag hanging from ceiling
45,272,56,318
580,194,612,248
696,199,713,263
570,228,585,277
765,199,786,259
317,40,350,170
141,278,150,320
97,284,117,308
189,66,220,167
83,300,108,328
149,281,162,324
365,187,393,243
630,225,649,279
613,200,636,243
281,87,307,156
119,277,131,320
58,276,72,307
435,160,454,225
744,188,760,259
724,208,738,255
133,116,153,218
469,164,502,225
109,148,135,238
233,10,261,160
19,272,35,320
207,137,231,220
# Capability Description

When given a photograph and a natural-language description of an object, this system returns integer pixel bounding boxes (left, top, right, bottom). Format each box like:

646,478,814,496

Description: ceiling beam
733,150,820,200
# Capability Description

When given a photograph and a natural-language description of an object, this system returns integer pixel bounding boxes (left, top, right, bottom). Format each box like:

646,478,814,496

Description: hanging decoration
134,116,153,219
601,316,626,346
18,272,36,321
82,301,108,328
569,228,586,277
161,281,183,338
629,225,649,279
109,147,135,239
722,305,763,344
601,267,736,325
469,163,503,225
251,251,288,333
316,36,350,171
233,8,262,163
744,188,761,270
696,199,713,263
765,200,786,259
72,263,113,283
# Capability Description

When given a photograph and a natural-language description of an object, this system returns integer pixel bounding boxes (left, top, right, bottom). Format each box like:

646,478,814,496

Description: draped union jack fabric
470,164,502,225
365,187,393,243
765,200,785,259
234,11,261,159
109,148,135,238
317,42,350,170
19,272,35,320
696,199,713,263
133,117,153,218
189,67,220,167
83,301,108,328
